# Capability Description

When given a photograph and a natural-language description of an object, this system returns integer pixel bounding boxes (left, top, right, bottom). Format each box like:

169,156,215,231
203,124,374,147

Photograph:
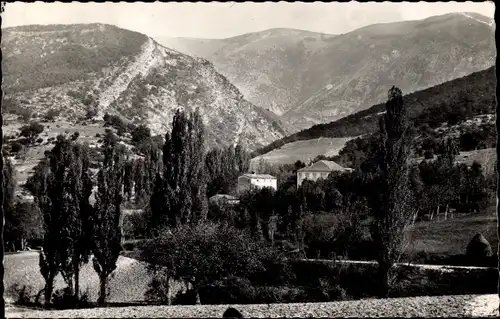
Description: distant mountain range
158,12,495,132
1,24,287,151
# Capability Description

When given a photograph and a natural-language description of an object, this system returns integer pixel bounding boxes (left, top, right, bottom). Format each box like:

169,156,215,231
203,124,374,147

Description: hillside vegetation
2,23,286,151
254,66,495,157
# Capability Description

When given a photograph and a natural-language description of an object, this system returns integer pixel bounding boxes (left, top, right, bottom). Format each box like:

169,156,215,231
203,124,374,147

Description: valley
2,3,497,317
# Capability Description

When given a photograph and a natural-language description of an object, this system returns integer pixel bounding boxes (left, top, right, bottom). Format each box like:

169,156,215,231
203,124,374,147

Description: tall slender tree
150,109,208,233
28,135,92,306
64,142,93,303
367,86,416,297
91,140,126,306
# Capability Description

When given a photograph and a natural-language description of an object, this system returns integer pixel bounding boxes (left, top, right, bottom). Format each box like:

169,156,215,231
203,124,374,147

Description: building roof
297,160,347,173
239,173,277,179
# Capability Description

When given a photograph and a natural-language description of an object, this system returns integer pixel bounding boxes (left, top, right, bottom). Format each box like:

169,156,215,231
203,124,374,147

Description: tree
366,86,416,297
131,124,151,146
139,222,278,305
85,107,98,121
123,160,135,201
44,109,60,122
149,109,207,234
19,122,44,145
206,144,250,198
66,142,94,304
92,141,126,306
27,135,92,306
3,158,19,251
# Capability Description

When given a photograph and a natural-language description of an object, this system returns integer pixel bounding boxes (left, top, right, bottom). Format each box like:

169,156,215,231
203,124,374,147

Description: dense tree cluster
205,144,251,197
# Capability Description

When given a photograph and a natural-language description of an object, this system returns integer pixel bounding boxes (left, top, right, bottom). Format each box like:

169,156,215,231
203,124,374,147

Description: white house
237,173,277,194
297,160,352,188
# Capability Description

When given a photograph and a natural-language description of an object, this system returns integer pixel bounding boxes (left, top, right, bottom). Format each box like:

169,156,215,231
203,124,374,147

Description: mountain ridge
2,23,287,151
157,12,495,131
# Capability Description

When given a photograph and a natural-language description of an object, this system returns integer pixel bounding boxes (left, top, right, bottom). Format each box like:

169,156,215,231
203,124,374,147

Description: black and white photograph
0,1,498,317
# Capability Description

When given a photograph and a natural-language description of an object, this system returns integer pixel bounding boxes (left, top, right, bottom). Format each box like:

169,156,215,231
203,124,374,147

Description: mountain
1,23,286,151
253,66,496,157
157,28,338,116
157,13,495,132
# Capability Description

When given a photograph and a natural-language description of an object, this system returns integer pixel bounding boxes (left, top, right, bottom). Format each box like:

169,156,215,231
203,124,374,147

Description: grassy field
407,210,497,258
250,137,353,168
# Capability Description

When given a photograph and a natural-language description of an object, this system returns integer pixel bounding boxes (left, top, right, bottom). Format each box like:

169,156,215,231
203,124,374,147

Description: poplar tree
150,109,208,234
28,135,92,306
368,86,416,297
91,137,126,306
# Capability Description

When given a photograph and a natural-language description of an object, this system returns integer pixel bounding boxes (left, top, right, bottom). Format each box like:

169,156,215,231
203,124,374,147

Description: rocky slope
158,13,495,132
158,28,338,116
1,24,286,150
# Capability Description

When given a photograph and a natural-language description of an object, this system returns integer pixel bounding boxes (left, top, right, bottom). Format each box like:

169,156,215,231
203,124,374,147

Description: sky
2,1,495,39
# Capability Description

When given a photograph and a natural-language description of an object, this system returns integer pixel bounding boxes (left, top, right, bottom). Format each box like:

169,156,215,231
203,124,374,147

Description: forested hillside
254,66,495,157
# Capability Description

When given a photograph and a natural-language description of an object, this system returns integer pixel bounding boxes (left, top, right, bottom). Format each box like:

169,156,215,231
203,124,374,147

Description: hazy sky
2,1,495,39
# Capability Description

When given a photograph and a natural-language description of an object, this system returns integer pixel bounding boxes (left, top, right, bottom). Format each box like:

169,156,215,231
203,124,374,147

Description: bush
51,287,92,310
131,124,151,146
145,269,172,305
423,149,434,159
6,284,38,306
85,107,98,120
44,109,60,122
19,122,45,144
123,212,146,240
70,131,80,141
10,141,23,153
200,276,257,305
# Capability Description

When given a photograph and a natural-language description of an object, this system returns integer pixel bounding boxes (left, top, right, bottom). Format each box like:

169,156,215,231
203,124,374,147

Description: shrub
131,124,151,145
70,131,80,141
144,269,172,305
117,127,125,137
44,109,60,122
6,284,38,306
19,122,45,144
85,107,98,120
423,149,434,159
51,287,92,310
200,276,257,305
10,141,23,153
36,138,44,144
18,109,33,123
123,212,146,240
